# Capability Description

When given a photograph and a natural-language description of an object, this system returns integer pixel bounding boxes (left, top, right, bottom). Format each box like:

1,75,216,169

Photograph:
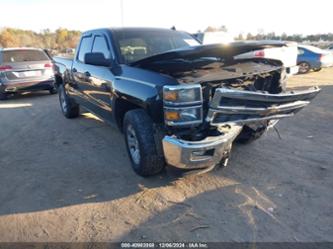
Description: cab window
77,36,93,63
92,35,111,60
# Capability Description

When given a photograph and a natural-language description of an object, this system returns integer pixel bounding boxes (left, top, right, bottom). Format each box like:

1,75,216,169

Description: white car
199,31,234,45
193,33,299,76
233,41,299,76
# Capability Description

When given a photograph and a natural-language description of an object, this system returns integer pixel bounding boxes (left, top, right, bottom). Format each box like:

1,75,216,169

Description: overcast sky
0,0,330,35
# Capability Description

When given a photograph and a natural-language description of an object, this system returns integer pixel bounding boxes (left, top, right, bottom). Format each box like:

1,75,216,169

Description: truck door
86,33,114,119
71,34,94,110
72,33,114,120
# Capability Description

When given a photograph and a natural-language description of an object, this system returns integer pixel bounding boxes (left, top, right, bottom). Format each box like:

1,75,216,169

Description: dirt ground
0,68,332,242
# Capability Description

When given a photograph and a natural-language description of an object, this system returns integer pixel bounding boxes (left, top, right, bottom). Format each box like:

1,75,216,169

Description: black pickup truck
53,28,320,176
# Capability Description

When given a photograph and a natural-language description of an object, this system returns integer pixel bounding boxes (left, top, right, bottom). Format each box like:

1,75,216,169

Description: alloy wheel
126,124,140,164
60,88,68,113
299,62,310,74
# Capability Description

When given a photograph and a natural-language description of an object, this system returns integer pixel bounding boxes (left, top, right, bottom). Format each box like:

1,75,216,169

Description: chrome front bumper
162,125,242,169
162,86,320,170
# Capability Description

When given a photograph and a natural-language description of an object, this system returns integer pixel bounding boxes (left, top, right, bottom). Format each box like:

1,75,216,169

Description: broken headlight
163,84,203,126
163,84,202,105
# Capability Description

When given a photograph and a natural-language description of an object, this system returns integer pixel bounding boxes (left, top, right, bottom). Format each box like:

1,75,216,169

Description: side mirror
84,52,112,67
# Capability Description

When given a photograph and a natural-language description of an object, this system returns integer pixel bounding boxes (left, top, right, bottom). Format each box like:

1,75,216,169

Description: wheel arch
112,97,144,132
298,60,313,68
112,95,163,132
54,74,63,87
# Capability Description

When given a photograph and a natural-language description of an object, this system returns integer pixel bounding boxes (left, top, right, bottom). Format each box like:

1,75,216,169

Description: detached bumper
162,126,242,169
207,87,321,126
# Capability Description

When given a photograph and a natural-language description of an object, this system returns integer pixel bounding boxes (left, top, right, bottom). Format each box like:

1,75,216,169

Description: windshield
3,49,49,63
113,29,200,64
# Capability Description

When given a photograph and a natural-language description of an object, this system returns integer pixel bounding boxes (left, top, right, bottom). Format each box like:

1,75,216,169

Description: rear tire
49,87,58,95
0,92,7,101
123,109,165,177
313,68,322,72
58,84,79,118
236,125,267,144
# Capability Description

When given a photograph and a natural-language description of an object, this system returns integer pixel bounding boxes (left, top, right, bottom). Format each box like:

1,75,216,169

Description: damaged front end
162,85,320,171
135,43,321,171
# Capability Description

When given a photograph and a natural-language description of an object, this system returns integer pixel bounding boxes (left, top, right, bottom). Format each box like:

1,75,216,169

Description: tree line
236,32,333,43
1,27,333,53
0,28,81,53
204,26,333,43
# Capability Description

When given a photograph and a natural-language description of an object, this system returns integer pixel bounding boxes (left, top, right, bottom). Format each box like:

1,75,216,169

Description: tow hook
218,144,232,168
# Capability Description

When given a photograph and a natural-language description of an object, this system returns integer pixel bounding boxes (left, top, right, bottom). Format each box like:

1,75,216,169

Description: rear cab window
2,50,49,63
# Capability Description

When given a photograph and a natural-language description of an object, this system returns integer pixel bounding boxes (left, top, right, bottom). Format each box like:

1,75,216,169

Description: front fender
112,65,178,123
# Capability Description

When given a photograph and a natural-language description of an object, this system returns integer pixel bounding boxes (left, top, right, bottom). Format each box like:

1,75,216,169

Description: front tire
236,125,267,144
123,109,165,177
298,62,311,74
58,84,79,118
313,68,322,72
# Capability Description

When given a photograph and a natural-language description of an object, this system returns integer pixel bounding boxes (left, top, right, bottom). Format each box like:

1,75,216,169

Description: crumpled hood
131,41,290,68
131,41,289,83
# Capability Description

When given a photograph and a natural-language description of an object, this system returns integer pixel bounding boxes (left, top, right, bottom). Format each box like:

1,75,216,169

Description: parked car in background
0,48,56,100
326,44,333,51
193,33,299,77
297,45,333,74
233,40,299,76
54,28,319,177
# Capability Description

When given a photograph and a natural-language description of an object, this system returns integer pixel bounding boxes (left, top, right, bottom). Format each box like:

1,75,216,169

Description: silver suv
0,48,56,100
